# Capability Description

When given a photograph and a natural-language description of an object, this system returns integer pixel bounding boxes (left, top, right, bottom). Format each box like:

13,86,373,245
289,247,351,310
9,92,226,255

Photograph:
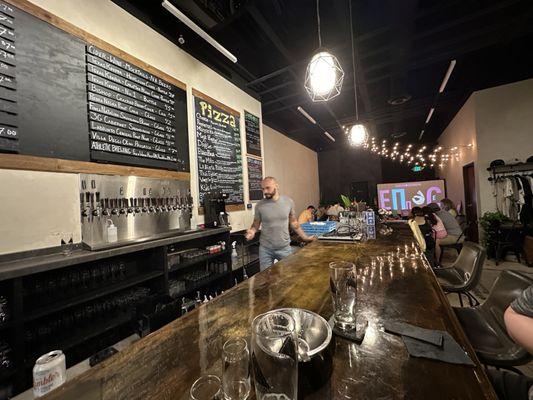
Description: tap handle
95,192,100,203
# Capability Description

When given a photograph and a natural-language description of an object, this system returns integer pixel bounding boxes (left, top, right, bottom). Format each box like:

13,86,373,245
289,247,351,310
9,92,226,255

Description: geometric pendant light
304,0,344,102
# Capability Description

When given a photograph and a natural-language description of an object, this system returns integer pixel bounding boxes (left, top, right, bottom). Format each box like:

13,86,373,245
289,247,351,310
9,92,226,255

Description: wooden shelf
25,270,163,322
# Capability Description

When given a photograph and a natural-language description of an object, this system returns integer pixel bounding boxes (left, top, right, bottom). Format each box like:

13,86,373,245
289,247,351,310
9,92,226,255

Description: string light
350,136,473,169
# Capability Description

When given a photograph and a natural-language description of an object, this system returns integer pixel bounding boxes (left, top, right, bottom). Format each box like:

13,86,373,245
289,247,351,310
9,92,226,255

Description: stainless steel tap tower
79,174,193,250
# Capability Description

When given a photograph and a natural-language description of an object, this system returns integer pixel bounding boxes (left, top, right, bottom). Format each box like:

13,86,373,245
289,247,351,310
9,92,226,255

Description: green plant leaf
340,194,351,209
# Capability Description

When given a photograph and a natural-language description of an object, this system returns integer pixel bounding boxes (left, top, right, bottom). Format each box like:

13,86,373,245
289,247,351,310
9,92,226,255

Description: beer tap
172,196,178,211
111,198,119,215
102,198,110,217
92,192,101,218
128,198,134,214
80,193,89,219
134,198,141,214
119,198,127,215
187,189,193,211
176,191,183,210
142,198,148,213
148,198,155,213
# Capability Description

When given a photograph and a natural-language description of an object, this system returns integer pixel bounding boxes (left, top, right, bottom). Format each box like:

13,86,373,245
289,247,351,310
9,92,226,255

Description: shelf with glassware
230,231,261,279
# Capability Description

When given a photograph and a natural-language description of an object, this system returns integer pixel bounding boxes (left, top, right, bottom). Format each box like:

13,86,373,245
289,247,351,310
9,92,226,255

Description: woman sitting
408,207,437,266
441,198,458,218
422,206,448,266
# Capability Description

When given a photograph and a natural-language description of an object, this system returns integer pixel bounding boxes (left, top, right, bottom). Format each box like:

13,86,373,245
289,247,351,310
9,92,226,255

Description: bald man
245,177,315,271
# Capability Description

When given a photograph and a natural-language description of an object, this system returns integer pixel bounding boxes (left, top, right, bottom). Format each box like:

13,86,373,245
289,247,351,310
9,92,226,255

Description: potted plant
479,211,510,256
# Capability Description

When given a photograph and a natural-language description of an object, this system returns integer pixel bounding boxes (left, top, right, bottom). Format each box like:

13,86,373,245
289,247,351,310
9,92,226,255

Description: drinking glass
222,338,251,400
251,311,298,400
190,375,222,400
329,261,357,331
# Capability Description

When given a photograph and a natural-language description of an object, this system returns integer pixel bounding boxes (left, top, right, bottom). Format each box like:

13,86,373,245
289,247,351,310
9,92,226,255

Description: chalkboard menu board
0,1,18,153
194,90,243,205
245,111,261,157
86,45,187,170
247,156,263,201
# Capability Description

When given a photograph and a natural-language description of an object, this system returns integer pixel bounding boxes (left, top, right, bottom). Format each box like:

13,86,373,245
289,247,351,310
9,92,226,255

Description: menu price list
0,1,18,153
247,156,263,201
245,111,261,157
85,45,183,169
194,94,244,205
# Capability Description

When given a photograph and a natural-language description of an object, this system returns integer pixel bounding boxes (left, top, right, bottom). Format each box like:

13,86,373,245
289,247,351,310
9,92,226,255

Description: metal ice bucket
277,308,333,398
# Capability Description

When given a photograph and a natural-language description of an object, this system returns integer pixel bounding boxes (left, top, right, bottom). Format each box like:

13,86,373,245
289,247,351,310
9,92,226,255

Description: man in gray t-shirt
245,177,315,270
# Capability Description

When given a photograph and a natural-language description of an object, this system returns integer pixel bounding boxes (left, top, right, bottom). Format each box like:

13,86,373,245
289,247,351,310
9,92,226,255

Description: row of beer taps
80,190,193,221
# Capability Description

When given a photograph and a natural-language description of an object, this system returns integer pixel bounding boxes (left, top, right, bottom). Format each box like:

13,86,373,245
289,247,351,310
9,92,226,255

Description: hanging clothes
492,174,533,224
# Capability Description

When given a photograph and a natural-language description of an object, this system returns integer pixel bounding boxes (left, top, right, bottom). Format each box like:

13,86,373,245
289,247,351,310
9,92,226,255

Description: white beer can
32,350,66,398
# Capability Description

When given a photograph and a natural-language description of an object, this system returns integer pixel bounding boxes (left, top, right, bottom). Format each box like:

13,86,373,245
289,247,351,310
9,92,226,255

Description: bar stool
453,270,533,373
434,241,486,306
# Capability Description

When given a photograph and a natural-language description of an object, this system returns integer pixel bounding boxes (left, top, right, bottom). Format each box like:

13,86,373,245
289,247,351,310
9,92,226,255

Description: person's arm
245,218,261,241
288,201,315,242
504,285,533,354
289,214,315,242
504,307,533,354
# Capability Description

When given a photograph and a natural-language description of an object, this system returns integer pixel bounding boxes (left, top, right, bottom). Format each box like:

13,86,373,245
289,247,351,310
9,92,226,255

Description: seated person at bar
327,202,345,220
409,206,436,265
441,198,458,218
428,202,463,262
488,284,533,400
316,205,329,221
245,177,315,271
298,205,316,224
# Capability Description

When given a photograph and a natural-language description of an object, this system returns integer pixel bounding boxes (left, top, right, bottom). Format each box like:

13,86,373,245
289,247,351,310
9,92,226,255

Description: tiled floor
441,250,533,377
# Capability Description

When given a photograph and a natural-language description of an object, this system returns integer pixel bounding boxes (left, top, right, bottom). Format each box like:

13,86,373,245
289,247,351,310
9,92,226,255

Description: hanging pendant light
304,0,344,102
346,0,367,146
347,124,368,146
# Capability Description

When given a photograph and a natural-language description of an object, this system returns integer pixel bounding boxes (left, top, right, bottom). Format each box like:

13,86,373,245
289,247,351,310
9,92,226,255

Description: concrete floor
441,249,533,377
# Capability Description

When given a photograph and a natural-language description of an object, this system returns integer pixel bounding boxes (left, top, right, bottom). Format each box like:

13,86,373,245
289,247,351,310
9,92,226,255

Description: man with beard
245,176,316,270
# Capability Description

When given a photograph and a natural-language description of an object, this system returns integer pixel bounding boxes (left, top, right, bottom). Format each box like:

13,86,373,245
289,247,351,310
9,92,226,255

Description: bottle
231,241,238,261
106,219,118,243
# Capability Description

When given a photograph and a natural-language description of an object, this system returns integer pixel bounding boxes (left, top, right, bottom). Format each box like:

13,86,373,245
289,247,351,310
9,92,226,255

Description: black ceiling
113,0,533,152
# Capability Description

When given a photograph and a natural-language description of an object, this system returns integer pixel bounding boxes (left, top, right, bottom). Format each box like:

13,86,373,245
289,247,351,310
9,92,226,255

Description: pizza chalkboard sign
244,111,261,157
194,90,243,205
247,156,263,201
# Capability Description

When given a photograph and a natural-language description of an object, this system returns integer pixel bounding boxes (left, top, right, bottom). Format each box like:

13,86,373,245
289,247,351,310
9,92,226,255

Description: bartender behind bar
245,177,315,270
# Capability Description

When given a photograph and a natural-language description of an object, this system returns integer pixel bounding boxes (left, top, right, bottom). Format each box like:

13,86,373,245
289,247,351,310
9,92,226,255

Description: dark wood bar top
43,224,497,400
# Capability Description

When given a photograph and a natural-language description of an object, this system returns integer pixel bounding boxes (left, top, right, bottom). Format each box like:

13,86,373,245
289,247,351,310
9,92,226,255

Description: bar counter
42,224,497,400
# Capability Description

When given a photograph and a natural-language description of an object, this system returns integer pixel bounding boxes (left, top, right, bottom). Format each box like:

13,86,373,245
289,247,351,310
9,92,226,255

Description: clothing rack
487,162,533,181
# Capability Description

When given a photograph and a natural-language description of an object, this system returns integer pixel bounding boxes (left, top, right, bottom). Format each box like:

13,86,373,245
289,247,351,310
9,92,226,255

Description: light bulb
348,124,368,146
308,52,337,96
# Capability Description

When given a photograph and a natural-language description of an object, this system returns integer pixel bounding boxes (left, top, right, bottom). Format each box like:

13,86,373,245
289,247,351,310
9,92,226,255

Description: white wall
437,78,533,221
475,78,533,216
437,96,478,210
0,170,81,255
262,125,320,214
24,0,263,232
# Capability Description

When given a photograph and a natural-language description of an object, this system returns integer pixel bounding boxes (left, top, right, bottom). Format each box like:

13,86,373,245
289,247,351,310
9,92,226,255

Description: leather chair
453,270,533,371
435,241,486,306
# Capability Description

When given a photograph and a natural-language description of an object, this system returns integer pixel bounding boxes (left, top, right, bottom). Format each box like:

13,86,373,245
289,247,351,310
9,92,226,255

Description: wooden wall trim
0,154,190,180
6,0,187,90
192,88,240,116
197,204,246,215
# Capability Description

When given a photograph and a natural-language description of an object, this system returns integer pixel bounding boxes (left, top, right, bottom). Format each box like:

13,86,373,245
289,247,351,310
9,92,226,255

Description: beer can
33,350,66,398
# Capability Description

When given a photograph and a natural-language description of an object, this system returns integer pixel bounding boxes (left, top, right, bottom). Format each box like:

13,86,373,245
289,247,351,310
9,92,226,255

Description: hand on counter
303,235,317,243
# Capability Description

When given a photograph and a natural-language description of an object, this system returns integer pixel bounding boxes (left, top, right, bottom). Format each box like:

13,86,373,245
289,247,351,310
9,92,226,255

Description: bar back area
0,1,532,399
